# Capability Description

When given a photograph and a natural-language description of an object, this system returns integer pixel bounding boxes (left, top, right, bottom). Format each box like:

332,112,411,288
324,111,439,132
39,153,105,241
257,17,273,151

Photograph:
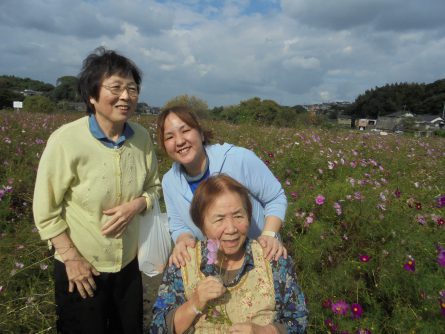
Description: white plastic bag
138,197,172,277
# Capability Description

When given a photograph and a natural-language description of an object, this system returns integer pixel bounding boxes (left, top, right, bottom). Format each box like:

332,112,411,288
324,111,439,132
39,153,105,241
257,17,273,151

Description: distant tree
0,84,24,109
52,76,80,102
0,75,54,92
164,95,209,118
349,78,445,118
23,95,56,113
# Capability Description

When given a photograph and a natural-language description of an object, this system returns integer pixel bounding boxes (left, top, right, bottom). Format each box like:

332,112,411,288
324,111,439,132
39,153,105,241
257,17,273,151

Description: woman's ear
89,97,96,105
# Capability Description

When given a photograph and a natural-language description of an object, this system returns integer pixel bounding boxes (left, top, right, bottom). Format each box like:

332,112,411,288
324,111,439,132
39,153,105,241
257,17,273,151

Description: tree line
346,79,445,118
1,74,444,126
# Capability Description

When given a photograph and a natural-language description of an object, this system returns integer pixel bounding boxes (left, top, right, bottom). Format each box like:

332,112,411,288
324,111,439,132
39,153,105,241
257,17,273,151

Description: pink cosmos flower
15,262,24,269
331,300,349,315
354,192,362,201
394,188,401,198
207,239,220,265
356,329,372,334
351,303,363,319
333,202,342,216
437,246,445,267
437,195,445,208
377,203,386,211
322,299,332,309
416,215,426,225
324,318,337,332
315,195,325,205
304,213,315,228
290,191,298,199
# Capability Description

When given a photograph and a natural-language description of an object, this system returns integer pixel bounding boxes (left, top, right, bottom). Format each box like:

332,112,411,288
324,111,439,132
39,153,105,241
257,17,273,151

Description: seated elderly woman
150,174,308,333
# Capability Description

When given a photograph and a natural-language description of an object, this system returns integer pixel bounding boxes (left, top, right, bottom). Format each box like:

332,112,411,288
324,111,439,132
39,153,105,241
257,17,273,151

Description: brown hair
190,174,252,233
156,105,212,152
78,46,142,114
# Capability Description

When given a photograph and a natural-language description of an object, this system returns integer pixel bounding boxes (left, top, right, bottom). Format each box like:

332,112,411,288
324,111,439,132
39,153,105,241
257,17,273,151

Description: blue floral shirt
150,239,308,333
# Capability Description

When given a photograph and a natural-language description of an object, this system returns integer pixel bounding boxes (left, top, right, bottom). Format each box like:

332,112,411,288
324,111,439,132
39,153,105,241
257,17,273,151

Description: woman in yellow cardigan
33,47,160,333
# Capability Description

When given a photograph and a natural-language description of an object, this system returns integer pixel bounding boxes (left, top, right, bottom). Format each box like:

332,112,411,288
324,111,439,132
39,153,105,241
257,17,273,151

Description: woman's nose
224,219,238,233
176,133,186,145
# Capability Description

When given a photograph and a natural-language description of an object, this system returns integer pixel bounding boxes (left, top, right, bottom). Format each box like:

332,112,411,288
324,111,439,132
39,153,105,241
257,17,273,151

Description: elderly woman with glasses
33,47,160,333
151,174,308,334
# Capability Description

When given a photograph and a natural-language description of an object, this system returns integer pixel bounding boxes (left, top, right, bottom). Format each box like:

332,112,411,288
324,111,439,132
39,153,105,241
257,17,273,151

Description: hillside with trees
347,79,445,118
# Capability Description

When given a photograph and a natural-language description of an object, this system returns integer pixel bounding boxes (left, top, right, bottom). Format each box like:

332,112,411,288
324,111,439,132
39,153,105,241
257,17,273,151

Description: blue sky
1,0,445,108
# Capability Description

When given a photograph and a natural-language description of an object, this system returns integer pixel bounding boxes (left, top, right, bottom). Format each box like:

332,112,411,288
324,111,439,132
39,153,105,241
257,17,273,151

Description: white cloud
0,0,444,107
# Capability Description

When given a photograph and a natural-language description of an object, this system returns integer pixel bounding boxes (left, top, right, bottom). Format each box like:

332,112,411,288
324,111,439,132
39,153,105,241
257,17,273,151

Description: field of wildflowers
0,110,444,333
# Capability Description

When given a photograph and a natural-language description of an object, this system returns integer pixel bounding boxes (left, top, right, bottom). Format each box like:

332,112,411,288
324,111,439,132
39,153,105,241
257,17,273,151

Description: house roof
383,111,415,118
415,114,444,122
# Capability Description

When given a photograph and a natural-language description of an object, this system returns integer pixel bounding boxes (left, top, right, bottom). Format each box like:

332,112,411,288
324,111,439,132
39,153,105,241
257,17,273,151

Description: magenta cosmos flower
315,194,325,205
331,300,349,315
437,195,445,208
324,318,337,332
351,303,363,319
437,246,445,267
403,257,416,272
359,254,371,263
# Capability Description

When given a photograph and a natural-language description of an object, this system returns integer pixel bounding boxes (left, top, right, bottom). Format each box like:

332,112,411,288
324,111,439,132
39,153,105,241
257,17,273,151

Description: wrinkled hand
257,235,287,261
169,236,196,267
65,257,100,299
102,199,145,238
192,276,226,310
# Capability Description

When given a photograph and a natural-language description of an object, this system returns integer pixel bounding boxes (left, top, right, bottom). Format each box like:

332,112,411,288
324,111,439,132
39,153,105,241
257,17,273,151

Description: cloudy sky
1,0,445,107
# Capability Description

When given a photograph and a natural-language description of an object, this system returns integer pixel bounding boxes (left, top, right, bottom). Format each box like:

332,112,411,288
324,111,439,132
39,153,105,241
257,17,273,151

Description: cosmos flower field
0,111,444,333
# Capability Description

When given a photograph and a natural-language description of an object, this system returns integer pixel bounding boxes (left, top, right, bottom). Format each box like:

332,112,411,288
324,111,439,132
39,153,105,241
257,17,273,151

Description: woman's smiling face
162,112,206,176
203,190,249,259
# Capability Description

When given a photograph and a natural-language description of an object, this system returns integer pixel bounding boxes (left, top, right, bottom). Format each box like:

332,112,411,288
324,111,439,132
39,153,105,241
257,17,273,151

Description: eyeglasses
102,84,139,97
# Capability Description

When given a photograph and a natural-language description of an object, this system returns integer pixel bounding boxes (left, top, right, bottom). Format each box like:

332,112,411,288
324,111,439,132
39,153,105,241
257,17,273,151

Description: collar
200,239,255,287
88,114,134,148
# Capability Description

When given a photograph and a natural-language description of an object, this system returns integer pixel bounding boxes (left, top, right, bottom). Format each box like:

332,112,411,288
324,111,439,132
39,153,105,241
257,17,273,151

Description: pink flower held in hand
207,239,220,265
315,195,325,205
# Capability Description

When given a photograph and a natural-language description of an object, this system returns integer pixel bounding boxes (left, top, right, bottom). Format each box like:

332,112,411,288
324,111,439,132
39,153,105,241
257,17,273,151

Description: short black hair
77,47,142,114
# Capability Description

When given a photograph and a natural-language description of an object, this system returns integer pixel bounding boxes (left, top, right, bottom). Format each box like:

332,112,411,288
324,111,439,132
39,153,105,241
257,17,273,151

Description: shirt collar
88,114,134,148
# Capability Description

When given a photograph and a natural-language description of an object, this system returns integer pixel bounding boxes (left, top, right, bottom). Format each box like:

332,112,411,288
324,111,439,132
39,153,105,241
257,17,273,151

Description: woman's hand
191,276,226,310
229,323,278,334
257,235,287,261
102,197,147,238
169,233,196,267
65,256,100,299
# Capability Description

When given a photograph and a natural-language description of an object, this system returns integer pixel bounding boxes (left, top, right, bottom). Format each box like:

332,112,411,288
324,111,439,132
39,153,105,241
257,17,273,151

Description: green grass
0,111,444,333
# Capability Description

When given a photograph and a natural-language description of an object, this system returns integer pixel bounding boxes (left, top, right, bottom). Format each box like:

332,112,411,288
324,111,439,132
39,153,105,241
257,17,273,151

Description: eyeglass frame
101,84,140,97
